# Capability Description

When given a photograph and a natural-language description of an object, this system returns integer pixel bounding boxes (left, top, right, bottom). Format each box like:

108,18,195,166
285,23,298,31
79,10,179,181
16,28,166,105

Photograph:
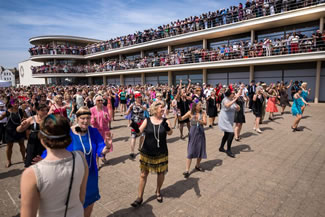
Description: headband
39,130,67,139
76,112,91,117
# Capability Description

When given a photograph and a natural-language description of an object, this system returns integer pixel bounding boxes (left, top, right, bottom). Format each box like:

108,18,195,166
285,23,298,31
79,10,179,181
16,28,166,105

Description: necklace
8,110,21,126
153,119,161,148
78,128,92,168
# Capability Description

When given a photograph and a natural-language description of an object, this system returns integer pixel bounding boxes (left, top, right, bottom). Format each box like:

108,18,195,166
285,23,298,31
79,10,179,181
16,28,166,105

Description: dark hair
225,88,232,97
39,114,71,149
36,103,48,111
191,102,202,114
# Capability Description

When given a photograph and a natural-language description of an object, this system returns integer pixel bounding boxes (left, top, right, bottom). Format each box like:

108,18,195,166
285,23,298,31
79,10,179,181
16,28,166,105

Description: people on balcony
31,30,324,75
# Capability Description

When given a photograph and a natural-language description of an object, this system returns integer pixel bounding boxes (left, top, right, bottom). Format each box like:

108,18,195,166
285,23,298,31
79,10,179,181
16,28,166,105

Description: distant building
18,60,45,86
0,69,15,86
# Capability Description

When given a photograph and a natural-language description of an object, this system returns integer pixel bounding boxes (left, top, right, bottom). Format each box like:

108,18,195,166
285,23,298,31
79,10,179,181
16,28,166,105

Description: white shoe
256,128,262,133
253,127,256,131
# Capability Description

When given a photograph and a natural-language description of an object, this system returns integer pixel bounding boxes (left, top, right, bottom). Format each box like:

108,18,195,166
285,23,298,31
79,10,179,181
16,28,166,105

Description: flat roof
29,35,102,45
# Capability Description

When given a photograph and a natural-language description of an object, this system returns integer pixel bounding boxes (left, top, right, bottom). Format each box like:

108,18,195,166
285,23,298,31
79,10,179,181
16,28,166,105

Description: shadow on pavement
167,136,181,143
113,136,129,143
260,127,273,131
199,159,223,171
111,125,127,130
107,203,155,217
231,144,253,155
0,169,23,180
144,177,201,204
298,126,311,131
302,115,311,119
240,132,257,139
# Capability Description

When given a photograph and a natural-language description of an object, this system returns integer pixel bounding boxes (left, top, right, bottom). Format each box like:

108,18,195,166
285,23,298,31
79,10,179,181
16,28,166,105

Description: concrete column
168,71,172,86
88,77,93,85
203,68,207,84
168,45,172,54
141,72,145,85
53,59,57,66
120,74,124,86
251,30,255,44
320,17,324,33
249,65,254,82
102,57,105,63
45,78,48,85
103,76,107,85
140,50,144,58
314,61,321,103
119,54,122,61
203,39,208,50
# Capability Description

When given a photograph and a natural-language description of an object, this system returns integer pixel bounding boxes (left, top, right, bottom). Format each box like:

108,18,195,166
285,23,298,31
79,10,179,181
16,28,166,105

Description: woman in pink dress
106,90,114,127
90,95,112,162
265,87,279,121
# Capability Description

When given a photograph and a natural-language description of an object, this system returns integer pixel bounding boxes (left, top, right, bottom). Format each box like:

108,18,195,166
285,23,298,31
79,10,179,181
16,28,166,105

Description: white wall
0,69,15,86
18,60,45,86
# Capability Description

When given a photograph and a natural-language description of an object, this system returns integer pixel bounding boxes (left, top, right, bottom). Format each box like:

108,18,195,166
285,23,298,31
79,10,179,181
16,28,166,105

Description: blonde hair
76,106,91,117
150,100,165,116
301,82,307,89
156,92,163,97
64,93,71,101
54,95,63,103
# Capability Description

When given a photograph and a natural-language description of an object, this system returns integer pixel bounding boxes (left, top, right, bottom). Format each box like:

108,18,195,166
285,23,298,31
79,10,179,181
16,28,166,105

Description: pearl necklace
153,120,161,148
78,128,92,168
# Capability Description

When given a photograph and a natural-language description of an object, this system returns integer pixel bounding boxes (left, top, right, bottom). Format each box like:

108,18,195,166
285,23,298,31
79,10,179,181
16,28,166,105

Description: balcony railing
29,1,324,57
32,40,325,75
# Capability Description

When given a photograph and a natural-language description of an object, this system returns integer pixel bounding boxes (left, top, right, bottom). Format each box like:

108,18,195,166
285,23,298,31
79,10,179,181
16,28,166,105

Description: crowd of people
29,0,324,57
31,30,325,75
0,78,311,216
29,44,86,56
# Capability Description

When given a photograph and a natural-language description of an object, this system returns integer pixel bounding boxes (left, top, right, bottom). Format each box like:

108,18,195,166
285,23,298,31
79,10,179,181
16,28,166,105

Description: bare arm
166,119,173,135
200,112,207,126
138,118,148,134
78,152,89,204
20,168,40,217
286,80,292,89
178,111,191,121
17,116,33,133
0,111,7,120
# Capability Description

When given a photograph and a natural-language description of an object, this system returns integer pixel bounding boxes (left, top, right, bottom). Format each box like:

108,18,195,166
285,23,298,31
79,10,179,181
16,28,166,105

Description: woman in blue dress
300,82,311,114
41,106,112,217
291,88,309,132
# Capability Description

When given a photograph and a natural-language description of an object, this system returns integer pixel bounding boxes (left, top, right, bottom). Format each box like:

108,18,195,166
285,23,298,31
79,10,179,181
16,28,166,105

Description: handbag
64,152,75,217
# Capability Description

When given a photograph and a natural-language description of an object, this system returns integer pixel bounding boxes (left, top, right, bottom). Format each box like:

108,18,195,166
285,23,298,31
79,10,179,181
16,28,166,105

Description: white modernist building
0,69,15,86
18,60,45,86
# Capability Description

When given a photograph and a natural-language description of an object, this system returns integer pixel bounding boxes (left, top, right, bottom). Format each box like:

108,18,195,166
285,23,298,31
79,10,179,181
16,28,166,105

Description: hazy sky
0,0,242,68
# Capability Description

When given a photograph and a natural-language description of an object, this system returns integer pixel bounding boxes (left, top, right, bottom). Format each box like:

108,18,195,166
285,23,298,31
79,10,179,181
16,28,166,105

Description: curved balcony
29,35,101,45
84,3,325,59
32,44,325,78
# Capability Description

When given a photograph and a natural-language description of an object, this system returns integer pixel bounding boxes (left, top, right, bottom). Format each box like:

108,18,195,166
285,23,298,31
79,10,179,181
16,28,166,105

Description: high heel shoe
131,198,143,208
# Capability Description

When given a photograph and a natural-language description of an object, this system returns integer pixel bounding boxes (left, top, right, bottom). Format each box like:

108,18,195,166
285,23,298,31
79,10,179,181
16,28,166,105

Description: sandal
183,171,190,178
235,137,240,141
156,194,163,203
131,198,143,208
195,166,204,172
6,162,12,168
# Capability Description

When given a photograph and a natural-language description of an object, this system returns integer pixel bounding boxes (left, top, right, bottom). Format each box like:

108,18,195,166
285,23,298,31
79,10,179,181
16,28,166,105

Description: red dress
266,97,278,113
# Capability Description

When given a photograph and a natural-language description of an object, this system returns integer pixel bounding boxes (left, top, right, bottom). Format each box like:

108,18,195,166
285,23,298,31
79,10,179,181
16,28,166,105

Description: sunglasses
97,100,103,102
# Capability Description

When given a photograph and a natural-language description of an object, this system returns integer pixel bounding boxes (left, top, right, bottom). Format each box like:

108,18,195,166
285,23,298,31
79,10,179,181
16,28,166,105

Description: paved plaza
0,104,325,217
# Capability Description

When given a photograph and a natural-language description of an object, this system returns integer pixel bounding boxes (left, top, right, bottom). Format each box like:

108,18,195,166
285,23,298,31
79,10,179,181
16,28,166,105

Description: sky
0,0,242,68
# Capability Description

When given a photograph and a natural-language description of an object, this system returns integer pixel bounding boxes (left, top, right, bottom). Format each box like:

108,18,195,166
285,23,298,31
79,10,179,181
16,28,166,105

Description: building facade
0,69,15,86
18,60,45,86
28,3,325,102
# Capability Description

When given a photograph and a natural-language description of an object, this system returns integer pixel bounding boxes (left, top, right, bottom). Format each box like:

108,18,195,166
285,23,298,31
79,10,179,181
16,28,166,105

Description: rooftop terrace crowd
31,30,325,74
29,0,324,56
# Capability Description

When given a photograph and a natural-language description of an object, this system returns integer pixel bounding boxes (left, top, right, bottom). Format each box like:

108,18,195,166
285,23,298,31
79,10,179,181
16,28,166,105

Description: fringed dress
139,118,168,174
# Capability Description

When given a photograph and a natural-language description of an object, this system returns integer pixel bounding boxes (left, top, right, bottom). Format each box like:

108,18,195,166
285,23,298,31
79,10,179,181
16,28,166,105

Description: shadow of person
144,177,201,204
301,115,311,119
167,136,181,144
240,132,257,139
112,136,129,143
260,127,273,131
198,159,223,171
0,169,23,180
298,126,311,131
111,125,127,130
107,203,155,217
231,144,253,155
